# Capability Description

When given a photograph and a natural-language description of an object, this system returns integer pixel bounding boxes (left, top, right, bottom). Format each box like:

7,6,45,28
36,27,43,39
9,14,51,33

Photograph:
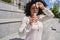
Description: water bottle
32,13,39,29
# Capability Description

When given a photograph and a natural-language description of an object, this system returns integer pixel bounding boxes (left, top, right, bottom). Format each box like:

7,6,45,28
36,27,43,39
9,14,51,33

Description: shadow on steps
9,38,24,40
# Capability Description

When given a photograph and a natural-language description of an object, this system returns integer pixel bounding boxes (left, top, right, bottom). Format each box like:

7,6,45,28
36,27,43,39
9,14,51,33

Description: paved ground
0,32,24,40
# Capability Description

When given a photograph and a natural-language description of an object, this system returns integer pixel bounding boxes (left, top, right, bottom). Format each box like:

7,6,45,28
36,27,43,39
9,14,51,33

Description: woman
19,0,54,40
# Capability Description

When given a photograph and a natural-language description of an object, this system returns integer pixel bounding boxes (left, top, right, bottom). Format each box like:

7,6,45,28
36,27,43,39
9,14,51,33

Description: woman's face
30,3,39,16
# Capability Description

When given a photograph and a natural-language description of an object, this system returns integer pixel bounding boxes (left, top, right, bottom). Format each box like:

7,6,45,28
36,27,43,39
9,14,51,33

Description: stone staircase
0,1,60,40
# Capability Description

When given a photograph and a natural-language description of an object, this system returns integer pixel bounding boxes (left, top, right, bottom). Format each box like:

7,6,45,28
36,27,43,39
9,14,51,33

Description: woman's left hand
36,2,45,10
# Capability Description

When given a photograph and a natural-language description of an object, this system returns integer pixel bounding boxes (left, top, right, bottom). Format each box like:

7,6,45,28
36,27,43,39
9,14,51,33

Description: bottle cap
34,13,37,16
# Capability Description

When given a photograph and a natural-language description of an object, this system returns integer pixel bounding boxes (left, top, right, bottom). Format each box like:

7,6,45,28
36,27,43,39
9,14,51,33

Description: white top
19,8,54,39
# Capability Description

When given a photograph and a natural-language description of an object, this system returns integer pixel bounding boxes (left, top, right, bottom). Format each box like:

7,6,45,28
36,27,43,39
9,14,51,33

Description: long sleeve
19,16,31,39
19,16,31,32
39,8,55,22
42,8,54,17
19,17,27,32
19,17,27,39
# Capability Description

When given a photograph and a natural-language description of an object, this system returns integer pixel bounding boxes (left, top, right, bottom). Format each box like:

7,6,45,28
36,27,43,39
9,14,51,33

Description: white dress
19,8,54,40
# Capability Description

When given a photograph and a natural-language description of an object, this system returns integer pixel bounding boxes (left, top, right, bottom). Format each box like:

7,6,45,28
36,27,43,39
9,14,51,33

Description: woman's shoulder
22,16,29,21
38,15,46,22
38,15,45,19
21,16,30,23
23,16,29,19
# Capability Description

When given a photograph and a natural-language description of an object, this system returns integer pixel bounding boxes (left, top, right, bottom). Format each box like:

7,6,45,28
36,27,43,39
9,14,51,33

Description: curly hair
24,0,47,16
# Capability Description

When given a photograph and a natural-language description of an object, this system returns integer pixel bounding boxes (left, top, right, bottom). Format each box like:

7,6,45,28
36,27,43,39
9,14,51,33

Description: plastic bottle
32,13,39,29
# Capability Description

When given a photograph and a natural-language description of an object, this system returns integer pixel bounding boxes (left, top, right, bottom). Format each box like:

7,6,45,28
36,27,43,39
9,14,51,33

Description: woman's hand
36,2,45,10
29,16,38,25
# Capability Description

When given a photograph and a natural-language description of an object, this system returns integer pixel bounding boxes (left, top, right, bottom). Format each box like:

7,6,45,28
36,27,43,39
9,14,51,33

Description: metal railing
0,21,22,24
0,9,24,13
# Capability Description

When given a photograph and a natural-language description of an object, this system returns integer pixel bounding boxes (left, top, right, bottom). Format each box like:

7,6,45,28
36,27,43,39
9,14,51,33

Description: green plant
50,3,60,18
2,0,11,3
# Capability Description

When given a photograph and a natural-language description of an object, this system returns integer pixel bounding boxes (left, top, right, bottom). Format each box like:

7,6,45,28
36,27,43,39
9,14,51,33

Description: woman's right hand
29,16,38,25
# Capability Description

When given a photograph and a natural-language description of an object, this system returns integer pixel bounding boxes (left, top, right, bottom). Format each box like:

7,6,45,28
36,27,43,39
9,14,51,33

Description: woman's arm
19,17,30,39
40,8,55,21
37,2,54,21
19,17,27,32
42,8,54,17
19,17,27,39
19,16,31,32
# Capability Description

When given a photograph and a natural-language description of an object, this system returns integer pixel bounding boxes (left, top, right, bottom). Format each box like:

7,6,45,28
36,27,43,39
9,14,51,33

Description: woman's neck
30,15,34,18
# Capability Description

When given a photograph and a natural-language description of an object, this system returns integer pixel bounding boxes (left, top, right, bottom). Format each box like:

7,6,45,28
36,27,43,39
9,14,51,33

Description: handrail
0,18,22,24
0,9,24,13
0,21,22,24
